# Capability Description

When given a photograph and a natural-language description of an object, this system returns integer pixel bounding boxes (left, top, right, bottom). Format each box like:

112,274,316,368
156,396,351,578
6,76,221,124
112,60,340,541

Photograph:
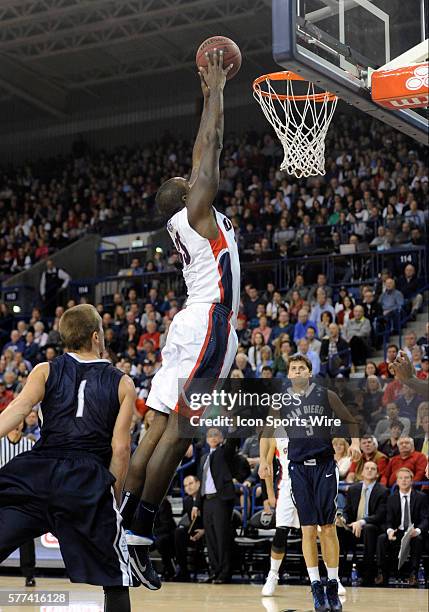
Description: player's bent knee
272,526,289,553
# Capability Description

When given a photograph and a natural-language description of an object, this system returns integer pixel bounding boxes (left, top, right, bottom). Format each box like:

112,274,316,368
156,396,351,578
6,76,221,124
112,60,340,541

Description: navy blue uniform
282,381,339,526
0,353,133,587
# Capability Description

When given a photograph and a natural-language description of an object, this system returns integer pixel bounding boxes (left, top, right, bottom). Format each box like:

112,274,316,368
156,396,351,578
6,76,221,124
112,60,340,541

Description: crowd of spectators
0,114,428,586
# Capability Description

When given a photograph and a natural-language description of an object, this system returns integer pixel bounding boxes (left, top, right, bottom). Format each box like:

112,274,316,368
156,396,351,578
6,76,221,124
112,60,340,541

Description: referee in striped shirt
0,419,36,586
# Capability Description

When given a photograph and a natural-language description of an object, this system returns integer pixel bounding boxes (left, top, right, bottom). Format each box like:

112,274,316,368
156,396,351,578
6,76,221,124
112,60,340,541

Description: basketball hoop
253,71,338,178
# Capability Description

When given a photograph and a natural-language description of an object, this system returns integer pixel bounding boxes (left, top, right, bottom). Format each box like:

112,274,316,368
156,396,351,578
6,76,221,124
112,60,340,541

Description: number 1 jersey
167,207,241,328
34,352,124,466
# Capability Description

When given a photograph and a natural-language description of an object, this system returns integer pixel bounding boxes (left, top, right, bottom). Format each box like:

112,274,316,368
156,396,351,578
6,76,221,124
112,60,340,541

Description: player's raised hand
390,350,415,382
199,68,210,99
199,49,233,91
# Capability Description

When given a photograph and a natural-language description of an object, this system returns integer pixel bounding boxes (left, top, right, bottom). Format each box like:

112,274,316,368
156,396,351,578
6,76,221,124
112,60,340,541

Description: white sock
327,567,339,581
270,557,282,573
307,566,320,583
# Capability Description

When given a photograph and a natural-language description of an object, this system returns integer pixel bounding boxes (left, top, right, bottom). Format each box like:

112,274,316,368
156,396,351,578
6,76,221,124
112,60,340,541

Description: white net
253,74,338,178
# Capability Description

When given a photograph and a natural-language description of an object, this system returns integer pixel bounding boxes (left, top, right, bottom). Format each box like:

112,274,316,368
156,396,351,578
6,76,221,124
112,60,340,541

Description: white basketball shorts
147,302,238,414
276,478,300,529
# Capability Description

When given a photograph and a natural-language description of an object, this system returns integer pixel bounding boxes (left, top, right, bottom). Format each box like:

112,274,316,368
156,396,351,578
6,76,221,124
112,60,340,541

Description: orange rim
253,71,337,102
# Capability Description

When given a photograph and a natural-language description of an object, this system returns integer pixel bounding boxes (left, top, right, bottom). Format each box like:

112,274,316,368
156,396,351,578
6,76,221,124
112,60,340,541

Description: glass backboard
272,0,428,143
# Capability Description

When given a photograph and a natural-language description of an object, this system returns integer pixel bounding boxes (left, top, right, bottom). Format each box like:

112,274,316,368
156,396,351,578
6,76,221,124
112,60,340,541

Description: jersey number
223,217,232,231
174,231,191,265
76,380,87,418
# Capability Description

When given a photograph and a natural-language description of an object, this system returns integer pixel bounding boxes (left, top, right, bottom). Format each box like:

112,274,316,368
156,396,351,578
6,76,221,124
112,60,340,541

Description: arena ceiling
0,0,274,131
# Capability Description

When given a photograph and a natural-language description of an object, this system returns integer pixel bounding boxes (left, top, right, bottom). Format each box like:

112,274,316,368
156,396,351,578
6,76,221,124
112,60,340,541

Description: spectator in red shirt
346,436,389,482
137,321,160,352
380,437,427,487
417,356,429,380
0,381,14,412
382,374,403,406
377,344,398,379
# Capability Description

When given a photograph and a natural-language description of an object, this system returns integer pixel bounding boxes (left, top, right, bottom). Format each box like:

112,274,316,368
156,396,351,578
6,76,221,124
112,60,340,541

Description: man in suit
193,428,239,584
337,461,388,585
173,475,204,581
320,323,351,377
376,467,429,585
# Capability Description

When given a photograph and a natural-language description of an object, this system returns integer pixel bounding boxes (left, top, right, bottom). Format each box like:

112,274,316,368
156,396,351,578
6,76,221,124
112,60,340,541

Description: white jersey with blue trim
167,206,240,328
275,434,291,483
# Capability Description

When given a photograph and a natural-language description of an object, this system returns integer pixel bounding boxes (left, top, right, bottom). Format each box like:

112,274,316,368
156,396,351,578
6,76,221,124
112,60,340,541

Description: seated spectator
376,468,428,586
362,375,384,425
234,353,254,378
333,437,352,480
309,288,335,325
378,277,404,323
373,402,411,442
255,346,273,378
305,326,321,355
342,305,371,366
248,332,265,372
270,310,295,343
293,308,313,343
320,323,351,378
402,330,418,360
411,345,424,373
174,475,204,581
377,344,398,379
23,409,41,442
307,273,333,305
360,287,382,325
396,384,423,420
2,330,25,355
266,290,286,322
0,380,14,412
346,436,389,482
396,264,423,320
138,321,160,352
33,321,48,348
251,316,272,345
335,295,355,328
295,338,320,376
285,273,308,302
414,412,429,456
317,310,334,339
272,338,293,378
382,371,403,406
380,437,427,487
243,286,266,321
288,290,305,323
337,461,388,586
378,420,404,458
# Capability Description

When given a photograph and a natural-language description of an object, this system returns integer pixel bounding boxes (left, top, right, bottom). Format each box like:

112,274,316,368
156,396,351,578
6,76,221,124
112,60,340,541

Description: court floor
0,578,427,611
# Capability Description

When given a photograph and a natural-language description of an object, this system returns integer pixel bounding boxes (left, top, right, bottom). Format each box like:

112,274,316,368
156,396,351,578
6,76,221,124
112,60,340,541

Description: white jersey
167,206,240,328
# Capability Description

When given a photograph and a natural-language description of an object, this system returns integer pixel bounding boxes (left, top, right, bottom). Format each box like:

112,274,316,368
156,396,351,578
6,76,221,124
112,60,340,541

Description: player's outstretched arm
327,389,361,461
186,49,233,237
0,362,48,437
189,71,210,186
110,374,136,505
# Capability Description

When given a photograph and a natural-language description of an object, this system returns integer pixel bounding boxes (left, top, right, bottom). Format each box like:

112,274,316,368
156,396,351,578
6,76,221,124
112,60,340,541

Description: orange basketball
196,36,242,80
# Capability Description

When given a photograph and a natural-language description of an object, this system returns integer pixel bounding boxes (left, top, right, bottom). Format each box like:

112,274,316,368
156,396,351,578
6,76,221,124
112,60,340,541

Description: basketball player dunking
0,305,137,612
120,49,240,589
260,355,361,612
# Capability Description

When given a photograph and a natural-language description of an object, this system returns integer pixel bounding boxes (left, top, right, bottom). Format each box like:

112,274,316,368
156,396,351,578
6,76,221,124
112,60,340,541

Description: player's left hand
190,528,205,542
348,444,361,462
350,521,363,538
409,528,419,539
390,350,415,382
425,460,429,480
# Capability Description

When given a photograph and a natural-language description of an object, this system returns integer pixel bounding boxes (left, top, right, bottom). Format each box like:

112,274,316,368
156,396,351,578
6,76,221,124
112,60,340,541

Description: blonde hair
332,437,349,458
416,401,429,429
59,304,101,351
